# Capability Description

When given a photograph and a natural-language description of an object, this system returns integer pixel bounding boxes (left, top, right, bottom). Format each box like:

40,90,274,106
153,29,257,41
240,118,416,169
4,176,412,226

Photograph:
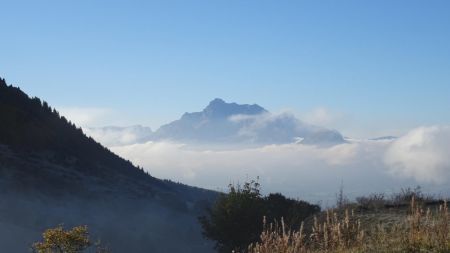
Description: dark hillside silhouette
0,78,217,253
0,78,155,184
0,78,214,198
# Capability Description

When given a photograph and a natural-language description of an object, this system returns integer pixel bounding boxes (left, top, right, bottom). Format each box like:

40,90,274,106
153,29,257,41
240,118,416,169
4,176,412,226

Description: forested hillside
0,78,217,252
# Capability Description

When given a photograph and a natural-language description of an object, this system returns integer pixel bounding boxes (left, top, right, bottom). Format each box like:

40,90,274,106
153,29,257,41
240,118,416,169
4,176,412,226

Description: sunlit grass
245,198,449,253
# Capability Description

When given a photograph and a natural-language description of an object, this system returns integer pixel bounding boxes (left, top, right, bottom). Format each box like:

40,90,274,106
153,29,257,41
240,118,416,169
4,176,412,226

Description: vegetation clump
199,180,320,253
32,225,110,253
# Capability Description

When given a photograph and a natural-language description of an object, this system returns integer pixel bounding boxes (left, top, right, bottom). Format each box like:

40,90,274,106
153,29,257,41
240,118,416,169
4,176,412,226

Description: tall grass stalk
245,198,449,253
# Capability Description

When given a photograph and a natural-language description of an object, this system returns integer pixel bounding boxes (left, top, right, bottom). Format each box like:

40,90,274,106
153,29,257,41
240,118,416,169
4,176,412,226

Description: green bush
199,180,320,253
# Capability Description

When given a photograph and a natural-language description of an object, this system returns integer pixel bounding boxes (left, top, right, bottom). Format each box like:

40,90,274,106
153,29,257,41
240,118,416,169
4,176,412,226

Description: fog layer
103,125,450,203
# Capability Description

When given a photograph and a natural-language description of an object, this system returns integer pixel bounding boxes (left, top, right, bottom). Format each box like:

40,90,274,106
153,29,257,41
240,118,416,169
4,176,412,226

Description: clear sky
1,0,450,138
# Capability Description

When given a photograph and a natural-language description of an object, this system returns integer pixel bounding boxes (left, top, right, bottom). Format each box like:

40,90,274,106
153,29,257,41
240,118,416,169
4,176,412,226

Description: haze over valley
81,98,450,203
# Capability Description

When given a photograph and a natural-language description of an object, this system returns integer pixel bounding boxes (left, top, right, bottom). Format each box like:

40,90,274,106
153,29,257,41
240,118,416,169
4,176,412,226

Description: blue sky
1,0,450,137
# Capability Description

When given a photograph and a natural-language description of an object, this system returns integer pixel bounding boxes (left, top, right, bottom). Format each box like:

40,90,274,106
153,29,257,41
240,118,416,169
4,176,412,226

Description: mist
97,125,450,204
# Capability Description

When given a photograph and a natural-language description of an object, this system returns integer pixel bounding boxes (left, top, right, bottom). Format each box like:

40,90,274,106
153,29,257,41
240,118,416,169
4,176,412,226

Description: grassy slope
248,198,449,253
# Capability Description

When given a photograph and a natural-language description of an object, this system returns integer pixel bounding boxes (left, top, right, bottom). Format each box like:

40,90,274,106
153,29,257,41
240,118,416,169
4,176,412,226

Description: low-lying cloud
385,125,450,184
89,125,450,202
84,125,153,147
59,107,116,127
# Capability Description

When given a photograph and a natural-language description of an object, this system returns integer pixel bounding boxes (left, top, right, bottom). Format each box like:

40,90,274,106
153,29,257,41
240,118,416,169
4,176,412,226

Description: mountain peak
155,98,344,146
208,98,226,106
203,98,267,118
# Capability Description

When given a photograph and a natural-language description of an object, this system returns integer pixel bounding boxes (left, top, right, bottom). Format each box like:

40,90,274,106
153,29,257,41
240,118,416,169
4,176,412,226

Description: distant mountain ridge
87,98,346,147
370,136,398,141
105,98,346,147
153,98,265,143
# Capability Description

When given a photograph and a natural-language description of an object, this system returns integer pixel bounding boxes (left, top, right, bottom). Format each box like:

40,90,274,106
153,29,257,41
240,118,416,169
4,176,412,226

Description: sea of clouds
85,124,450,204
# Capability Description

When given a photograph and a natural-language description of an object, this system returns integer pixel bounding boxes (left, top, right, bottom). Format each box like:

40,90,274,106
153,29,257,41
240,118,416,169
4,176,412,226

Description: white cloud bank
303,107,341,127
385,126,450,184
84,125,153,147
111,140,392,203
104,125,450,202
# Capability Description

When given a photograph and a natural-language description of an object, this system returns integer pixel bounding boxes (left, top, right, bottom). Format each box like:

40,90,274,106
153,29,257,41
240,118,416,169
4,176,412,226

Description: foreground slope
0,78,216,252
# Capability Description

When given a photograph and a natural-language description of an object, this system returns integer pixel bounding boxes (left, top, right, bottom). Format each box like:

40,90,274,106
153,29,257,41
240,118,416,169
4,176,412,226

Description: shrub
199,180,319,253
356,193,386,210
199,180,266,253
32,225,110,253
32,225,90,253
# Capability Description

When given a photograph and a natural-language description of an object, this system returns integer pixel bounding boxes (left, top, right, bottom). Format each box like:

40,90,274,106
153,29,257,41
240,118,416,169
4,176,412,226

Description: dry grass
245,198,449,253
